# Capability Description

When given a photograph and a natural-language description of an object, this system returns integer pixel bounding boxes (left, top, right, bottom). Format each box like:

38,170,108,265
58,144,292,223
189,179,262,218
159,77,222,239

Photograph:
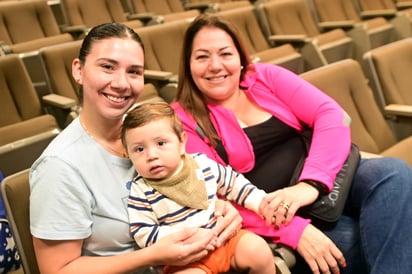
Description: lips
150,165,164,174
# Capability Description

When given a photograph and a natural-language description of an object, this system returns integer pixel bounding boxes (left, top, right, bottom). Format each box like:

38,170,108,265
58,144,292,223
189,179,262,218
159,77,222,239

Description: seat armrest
42,94,77,109
396,2,412,9
318,20,355,31
0,41,12,54
384,104,412,117
127,12,164,25
144,70,177,82
360,9,397,19
60,24,88,39
250,55,261,63
268,35,309,47
184,2,215,12
360,151,383,159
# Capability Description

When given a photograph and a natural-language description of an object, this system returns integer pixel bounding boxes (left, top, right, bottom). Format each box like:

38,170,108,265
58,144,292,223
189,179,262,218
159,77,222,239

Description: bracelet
301,180,327,195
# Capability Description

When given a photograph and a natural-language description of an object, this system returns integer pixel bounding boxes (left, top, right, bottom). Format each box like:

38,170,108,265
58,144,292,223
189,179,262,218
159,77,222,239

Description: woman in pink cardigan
172,14,412,274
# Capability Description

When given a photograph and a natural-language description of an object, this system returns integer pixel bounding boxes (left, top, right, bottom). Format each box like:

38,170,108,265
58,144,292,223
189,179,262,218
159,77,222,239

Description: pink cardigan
172,62,351,248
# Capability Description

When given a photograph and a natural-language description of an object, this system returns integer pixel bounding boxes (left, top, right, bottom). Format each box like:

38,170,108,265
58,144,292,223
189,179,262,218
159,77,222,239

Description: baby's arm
128,179,218,249
210,157,266,215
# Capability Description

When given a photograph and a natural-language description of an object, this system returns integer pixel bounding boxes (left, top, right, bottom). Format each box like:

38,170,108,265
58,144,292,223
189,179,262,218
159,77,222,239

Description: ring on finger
279,202,290,211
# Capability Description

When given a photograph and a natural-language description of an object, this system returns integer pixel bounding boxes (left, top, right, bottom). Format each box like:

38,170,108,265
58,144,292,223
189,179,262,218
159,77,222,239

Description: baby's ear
180,131,187,155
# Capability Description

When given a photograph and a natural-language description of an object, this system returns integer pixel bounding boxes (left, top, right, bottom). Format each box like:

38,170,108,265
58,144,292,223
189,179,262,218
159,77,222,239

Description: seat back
129,0,200,22
257,0,321,37
356,0,397,11
256,0,353,67
0,54,44,127
0,0,73,53
61,0,143,29
215,6,305,73
363,37,412,108
137,19,191,74
310,0,362,22
0,54,60,176
216,6,271,53
130,0,185,14
301,59,396,154
1,169,40,274
39,40,82,104
0,0,63,44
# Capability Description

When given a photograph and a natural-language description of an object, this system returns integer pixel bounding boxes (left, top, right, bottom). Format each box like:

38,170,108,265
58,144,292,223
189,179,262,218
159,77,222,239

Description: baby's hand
193,228,219,251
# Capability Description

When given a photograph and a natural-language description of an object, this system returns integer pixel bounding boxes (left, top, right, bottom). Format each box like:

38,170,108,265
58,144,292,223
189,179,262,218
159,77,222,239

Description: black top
243,116,305,193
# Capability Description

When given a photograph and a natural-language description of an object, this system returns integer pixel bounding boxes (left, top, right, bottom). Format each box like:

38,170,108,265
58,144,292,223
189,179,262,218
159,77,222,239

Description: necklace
80,117,127,158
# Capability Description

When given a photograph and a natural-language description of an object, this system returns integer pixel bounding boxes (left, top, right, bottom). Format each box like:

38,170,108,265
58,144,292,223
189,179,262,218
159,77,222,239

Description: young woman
172,14,412,274
29,23,242,274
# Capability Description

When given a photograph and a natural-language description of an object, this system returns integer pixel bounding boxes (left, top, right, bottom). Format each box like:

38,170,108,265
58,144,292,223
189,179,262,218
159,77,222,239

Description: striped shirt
128,153,266,248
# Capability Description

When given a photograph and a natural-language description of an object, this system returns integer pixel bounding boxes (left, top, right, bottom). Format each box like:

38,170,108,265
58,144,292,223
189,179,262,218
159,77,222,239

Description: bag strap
195,124,229,165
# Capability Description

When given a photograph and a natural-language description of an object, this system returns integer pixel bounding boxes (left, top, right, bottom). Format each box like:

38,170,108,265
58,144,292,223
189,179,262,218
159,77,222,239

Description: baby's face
125,118,185,179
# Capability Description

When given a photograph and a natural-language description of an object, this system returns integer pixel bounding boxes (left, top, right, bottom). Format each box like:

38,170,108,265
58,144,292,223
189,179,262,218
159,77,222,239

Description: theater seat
1,170,39,274
301,59,412,166
0,0,74,54
255,0,354,70
124,0,200,23
215,6,305,73
60,0,144,30
363,37,412,140
307,0,396,62
0,54,63,177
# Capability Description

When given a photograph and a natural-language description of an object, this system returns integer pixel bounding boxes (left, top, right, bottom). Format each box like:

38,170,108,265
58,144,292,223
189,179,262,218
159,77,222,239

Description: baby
121,102,276,274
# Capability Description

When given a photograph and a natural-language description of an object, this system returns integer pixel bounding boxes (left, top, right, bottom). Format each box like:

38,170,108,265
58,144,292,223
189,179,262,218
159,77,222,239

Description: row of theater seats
0,0,410,93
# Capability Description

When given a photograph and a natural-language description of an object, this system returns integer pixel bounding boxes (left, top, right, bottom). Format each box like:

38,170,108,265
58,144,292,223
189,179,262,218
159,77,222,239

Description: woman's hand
297,224,346,274
259,183,319,228
154,227,216,266
214,200,242,247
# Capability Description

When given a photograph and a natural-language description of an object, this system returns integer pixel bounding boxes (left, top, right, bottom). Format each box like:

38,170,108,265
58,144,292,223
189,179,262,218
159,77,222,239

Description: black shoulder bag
196,124,361,226
289,129,360,226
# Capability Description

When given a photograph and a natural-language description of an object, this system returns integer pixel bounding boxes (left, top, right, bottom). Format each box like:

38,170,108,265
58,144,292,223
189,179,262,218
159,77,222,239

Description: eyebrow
96,57,144,69
193,45,233,53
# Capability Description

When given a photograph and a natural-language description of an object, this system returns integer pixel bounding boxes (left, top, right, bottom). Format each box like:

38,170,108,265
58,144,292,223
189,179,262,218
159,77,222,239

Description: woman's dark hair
175,14,252,147
77,23,144,101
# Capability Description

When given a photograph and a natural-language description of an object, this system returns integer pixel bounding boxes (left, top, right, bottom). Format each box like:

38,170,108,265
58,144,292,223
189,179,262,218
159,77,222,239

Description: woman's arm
33,227,215,274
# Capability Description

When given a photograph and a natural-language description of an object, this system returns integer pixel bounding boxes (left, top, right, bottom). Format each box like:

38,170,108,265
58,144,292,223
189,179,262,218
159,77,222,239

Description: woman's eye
102,64,114,70
195,54,208,60
129,68,144,76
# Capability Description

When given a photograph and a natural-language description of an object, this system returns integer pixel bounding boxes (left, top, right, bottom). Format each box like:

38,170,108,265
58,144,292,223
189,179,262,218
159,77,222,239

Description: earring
241,65,244,70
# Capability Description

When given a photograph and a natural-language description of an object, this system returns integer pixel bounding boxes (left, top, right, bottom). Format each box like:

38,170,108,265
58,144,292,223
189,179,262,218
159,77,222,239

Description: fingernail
342,262,347,268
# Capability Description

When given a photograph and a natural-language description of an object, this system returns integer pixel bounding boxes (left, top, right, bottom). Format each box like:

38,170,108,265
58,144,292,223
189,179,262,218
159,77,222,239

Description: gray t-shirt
30,118,138,256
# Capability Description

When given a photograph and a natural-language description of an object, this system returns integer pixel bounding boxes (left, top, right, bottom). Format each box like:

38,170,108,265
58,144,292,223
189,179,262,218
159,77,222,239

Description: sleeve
30,157,94,240
128,181,182,248
259,64,352,191
208,158,266,213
